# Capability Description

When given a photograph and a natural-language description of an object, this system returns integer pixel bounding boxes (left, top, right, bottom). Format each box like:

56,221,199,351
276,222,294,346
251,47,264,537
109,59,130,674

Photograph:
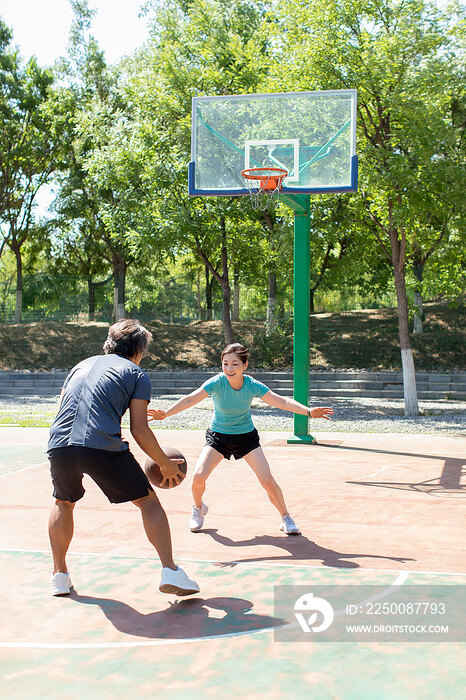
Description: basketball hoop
241,167,287,210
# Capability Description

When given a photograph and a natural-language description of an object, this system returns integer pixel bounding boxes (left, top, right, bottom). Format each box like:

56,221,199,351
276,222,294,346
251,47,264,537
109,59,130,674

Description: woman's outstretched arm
148,387,209,421
261,390,334,419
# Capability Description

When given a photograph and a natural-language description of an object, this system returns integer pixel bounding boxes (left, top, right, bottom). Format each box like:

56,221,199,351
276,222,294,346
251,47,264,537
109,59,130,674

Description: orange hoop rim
241,167,288,191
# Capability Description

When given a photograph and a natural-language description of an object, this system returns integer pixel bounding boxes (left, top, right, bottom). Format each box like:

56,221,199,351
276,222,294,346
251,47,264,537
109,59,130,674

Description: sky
0,0,152,217
0,0,151,66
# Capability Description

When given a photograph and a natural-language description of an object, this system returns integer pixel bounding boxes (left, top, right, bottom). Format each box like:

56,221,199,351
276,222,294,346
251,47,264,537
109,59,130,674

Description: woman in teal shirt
148,343,333,535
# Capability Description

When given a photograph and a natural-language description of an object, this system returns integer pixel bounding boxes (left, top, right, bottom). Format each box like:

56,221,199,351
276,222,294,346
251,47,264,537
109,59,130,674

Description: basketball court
1,426,465,698
1,89,464,698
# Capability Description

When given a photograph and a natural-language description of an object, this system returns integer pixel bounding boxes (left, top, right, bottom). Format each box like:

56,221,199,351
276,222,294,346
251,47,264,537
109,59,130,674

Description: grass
1,396,465,433
0,300,464,372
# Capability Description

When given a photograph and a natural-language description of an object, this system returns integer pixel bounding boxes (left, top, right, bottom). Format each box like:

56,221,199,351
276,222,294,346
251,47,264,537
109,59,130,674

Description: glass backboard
189,90,357,196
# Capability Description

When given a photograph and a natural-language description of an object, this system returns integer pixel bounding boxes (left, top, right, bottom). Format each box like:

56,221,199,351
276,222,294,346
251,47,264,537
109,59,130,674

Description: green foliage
0,30,57,222
1,0,465,338
251,322,294,368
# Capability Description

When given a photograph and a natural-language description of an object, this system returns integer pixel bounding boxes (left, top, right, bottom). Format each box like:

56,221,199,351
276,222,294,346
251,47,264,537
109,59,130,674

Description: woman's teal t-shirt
202,373,269,434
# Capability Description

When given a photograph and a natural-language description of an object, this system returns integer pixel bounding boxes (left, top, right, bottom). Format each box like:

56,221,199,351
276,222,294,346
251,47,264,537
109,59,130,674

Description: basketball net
241,167,287,211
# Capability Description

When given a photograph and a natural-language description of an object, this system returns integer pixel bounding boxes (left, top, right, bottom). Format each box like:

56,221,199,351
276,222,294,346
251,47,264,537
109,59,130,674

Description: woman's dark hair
221,343,249,364
103,319,153,358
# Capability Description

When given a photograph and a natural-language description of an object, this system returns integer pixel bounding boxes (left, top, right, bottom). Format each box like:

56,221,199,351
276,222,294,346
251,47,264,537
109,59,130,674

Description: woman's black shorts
205,428,261,460
48,446,153,504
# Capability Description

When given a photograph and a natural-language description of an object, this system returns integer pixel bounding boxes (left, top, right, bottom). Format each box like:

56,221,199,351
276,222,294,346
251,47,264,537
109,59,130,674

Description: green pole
286,195,316,444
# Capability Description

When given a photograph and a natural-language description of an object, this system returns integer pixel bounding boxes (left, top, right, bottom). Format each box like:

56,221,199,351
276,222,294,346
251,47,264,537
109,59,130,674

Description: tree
407,92,466,332
150,190,242,344
0,20,58,321
52,0,148,321
120,0,273,340
79,102,156,321
253,208,292,333
48,217,112,320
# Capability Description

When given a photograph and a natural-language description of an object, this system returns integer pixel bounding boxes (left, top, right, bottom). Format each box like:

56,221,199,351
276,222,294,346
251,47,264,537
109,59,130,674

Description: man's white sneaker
280,515,301,535
189,502,208,531
159,566,200,596
51,572,73,596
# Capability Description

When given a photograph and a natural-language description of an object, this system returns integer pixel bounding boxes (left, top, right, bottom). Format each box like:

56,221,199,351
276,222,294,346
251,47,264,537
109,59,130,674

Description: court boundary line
0,462,47,478
1,547,465,577
0,625,278,649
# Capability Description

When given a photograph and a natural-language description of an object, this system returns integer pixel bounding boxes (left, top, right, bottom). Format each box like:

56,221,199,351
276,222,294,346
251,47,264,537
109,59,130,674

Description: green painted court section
1,549,465,699
0,444,47,475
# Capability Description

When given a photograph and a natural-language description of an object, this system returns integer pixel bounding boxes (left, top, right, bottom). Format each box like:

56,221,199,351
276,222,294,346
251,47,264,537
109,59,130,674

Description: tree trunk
112,253,127,322
366,200,419,415
88,278,96,321
393,266,419,416
266,270,277,335
88,276,111,322
220,278,233,344
220,216,233,345
233,268,240,322
12,242,22,323
194,221,231,339
262,213,278,334
205,264,213,320
195,271,202,320
308,244,333,315
413,289,423,334
412,257,424,335
383,205,419,417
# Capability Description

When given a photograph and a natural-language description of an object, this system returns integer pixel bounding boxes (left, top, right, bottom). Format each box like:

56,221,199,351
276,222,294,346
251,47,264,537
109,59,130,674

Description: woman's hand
309,406,334,420
147,408,167,421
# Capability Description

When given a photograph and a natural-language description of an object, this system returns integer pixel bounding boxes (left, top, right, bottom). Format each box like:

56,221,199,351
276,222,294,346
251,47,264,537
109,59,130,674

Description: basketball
144,447,187,489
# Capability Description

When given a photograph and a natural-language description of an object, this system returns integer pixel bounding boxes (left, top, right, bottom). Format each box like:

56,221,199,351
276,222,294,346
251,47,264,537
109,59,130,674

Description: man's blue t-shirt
201,373,269,434
48,354,152,453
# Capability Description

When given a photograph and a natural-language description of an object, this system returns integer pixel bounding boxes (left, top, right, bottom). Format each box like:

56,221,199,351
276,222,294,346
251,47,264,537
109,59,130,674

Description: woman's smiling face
222,352,248,381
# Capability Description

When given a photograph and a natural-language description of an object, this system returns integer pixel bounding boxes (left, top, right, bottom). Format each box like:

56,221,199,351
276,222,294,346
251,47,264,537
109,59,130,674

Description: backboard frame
189,89,358,197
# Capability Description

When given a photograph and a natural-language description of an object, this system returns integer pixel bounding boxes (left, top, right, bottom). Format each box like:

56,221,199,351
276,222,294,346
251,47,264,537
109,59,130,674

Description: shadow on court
347,460,466,497
68,591,284,638
200,530,415,569
347,474,466,497
310,442,466,498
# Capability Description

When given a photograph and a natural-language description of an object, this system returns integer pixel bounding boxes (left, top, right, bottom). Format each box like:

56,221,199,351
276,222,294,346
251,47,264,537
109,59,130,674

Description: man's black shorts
48,446,153,503
205,428,261,460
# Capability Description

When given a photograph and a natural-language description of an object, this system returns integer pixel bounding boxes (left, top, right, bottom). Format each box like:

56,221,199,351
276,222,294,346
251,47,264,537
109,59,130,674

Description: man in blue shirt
47,319,199,598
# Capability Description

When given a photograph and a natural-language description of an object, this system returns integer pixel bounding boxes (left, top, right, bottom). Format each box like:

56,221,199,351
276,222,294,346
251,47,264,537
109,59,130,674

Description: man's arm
129,399,185,486
260,390,334,419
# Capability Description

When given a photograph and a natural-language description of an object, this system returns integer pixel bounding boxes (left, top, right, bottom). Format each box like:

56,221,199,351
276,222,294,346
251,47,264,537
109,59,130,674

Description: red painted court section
1,427,465,698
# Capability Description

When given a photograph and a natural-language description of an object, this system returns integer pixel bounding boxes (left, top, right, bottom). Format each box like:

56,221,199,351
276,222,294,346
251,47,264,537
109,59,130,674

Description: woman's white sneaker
280,515,301,535
159,566,200,596
189,502,208,531
51,572,72,596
